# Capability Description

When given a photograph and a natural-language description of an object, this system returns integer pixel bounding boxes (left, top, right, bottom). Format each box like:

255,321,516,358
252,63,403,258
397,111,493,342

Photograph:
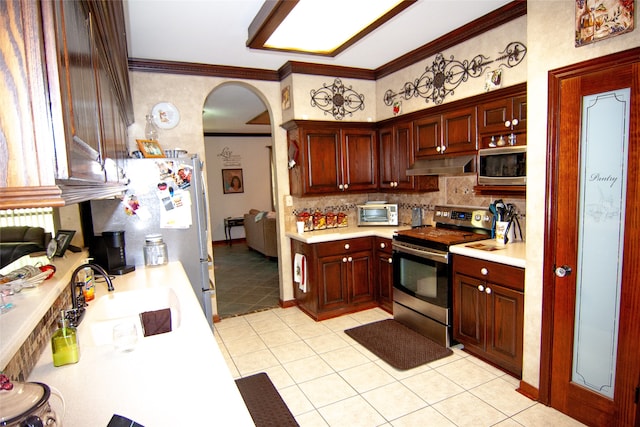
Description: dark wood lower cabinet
452,254,524,377
292,237,377,321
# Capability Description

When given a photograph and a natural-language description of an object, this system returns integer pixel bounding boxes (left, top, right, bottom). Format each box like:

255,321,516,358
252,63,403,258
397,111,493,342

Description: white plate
152,102,180,129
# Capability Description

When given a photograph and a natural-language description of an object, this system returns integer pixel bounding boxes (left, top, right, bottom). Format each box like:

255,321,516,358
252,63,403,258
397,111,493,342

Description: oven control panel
433,206,493,231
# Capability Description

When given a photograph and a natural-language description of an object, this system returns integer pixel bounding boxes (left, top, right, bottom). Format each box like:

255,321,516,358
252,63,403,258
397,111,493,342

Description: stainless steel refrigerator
89,155,214,328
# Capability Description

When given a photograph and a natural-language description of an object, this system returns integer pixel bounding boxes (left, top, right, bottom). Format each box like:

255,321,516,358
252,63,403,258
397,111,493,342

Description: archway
202,82,280,319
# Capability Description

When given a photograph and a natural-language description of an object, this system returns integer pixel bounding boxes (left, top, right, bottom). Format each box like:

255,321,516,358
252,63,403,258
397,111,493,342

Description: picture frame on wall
575,0,634,47
222,168,244,194
136,139,165,158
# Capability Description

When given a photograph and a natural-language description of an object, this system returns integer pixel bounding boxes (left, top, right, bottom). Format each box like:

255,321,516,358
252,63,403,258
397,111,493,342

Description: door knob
555,265,572,277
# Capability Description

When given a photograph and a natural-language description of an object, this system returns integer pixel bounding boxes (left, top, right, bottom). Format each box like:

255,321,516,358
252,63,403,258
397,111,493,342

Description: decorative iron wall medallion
383,42,527,107
310,78,365,120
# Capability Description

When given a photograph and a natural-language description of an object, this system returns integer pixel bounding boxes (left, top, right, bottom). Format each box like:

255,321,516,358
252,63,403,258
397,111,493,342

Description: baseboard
517,380,539,401
279,299,297,308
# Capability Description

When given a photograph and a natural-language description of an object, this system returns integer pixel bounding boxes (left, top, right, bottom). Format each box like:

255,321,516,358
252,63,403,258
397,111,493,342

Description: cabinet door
342,128,377,192
485,283,524,375
303,128,341,194
379,123,413,190
348,250,374,304
378,126,395,189
511,94,527,132
443,107,477,154
375,239,393,312
414,114,441,158
478,98,510,135
53,0,105,182
317,254,348,311
453,272,485,350
394,122,414,190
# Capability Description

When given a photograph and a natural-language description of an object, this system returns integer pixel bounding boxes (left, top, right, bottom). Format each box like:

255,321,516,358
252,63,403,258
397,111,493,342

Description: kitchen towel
139,308,172,337
293,253,306,292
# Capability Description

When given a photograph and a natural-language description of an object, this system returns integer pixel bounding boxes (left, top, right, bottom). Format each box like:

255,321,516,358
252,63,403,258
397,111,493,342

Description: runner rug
235,372,299,426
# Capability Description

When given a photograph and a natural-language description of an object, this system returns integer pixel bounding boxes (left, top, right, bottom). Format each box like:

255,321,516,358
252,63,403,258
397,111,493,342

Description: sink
88,287,181,346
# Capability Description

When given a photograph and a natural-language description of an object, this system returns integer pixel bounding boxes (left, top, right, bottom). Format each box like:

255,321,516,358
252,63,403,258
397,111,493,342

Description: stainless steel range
392,205,493,347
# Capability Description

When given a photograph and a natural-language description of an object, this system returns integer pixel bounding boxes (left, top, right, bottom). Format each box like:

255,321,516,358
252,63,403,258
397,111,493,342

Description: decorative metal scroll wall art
310,78,365,120
383,42,527,107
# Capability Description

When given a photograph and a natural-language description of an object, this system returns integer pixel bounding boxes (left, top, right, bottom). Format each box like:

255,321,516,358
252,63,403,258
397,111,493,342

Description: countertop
1,251,90,370
286,224,411,244
449,239,526,268
22,261,252,426
286,226,525,268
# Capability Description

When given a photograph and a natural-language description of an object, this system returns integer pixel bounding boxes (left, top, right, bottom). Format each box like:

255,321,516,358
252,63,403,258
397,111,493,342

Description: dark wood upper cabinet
283,121,378,196
0,0,133,209
478,92,527,148
414,107,477,158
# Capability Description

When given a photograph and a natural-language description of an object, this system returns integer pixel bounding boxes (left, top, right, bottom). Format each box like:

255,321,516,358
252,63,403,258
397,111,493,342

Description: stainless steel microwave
478,146,527,186
356,203,398,226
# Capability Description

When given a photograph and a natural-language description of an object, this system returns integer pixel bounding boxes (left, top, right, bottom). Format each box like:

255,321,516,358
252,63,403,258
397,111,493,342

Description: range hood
406,155,476,176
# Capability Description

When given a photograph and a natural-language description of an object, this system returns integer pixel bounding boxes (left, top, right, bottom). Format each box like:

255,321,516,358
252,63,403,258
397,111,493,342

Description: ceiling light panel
248,0,415,56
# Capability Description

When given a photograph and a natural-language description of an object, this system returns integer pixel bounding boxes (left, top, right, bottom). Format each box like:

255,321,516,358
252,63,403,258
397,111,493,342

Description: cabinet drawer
453,255,524,291
316,237,372,257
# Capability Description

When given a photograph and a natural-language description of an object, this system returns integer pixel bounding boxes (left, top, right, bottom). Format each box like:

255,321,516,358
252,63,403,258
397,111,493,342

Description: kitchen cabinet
0,0,132,209
452,254,524,377
414,107,477,158
291,237,377,320
374,237,394,313
478,93,527,148
283,121,377,196
378,122,439,192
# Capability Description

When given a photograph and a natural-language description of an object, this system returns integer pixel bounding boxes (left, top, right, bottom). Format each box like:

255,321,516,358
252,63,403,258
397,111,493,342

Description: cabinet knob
347,256,353,262
380,242,386,249
343,183,349,190
480,267,488,276
478,285,485,292
342,257,348,263
387,258,392,264
436,146,441,153
338,184,344,190
440,145,446,153
344,243,350,250
485,287,492,295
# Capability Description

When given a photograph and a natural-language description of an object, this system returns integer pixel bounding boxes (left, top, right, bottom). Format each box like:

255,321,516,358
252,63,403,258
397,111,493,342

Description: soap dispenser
51,310,79,367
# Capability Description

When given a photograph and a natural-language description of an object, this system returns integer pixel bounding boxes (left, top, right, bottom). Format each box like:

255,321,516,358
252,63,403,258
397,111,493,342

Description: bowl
164,149,188,158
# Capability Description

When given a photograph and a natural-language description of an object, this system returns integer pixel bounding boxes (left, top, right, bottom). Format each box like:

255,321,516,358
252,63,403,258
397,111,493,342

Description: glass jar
143,234,168,266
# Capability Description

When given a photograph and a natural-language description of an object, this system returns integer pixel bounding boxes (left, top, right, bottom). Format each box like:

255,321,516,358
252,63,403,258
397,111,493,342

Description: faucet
66,263,114,326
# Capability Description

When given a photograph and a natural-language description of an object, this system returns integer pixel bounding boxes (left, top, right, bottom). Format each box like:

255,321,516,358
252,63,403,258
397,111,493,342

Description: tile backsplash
286,175,526,238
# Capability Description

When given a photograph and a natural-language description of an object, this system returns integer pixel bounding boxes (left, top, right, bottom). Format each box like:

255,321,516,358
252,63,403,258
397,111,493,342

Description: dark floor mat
235,372,299,427
344,319,453,370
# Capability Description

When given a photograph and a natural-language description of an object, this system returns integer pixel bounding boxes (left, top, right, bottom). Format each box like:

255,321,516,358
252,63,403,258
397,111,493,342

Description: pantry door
541,48,640,426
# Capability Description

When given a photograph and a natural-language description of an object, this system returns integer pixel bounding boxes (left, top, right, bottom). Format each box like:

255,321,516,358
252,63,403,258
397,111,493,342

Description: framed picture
136,139,165,158
54,230,76,257
575,0,634,47
222,168,244,194
281,86,291,110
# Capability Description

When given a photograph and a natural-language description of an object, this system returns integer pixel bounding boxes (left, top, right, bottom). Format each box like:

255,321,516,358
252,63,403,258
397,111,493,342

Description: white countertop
1,252,90,370
286,224,410,244
23,261,252,426
449,239,526,268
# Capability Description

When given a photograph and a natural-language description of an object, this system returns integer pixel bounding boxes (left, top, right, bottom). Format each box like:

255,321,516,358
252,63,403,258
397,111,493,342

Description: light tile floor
215,306,587,427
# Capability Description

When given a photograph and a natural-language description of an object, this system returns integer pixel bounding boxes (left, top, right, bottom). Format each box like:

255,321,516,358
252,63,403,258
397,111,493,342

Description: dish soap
51,310,79,367
81,261,95,302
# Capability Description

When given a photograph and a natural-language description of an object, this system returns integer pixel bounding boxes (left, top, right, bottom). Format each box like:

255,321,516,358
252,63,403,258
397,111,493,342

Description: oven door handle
393,243,449,264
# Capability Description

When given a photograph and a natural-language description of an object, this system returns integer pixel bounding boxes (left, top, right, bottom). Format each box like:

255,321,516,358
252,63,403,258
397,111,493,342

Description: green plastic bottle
51,310,79,367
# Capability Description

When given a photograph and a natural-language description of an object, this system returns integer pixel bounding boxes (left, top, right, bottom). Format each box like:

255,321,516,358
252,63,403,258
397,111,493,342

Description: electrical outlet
284,195,293,207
